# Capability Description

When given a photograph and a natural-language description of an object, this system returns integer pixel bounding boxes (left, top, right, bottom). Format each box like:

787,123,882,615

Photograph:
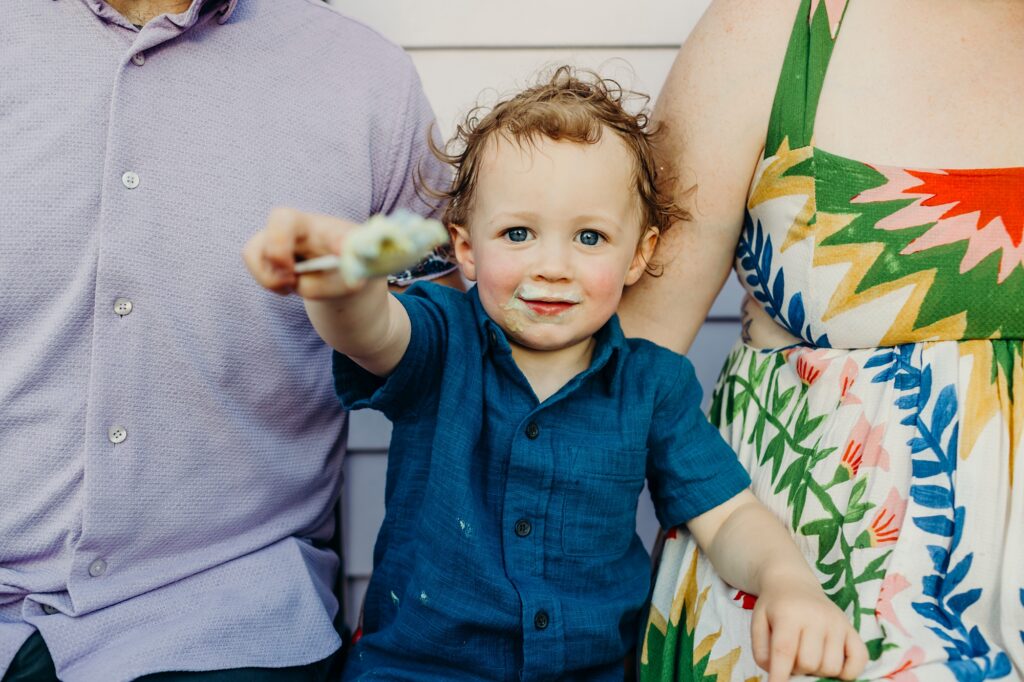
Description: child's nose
530,241,571,281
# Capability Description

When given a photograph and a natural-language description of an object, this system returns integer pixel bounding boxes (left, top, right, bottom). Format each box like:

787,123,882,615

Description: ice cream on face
500,284,583,330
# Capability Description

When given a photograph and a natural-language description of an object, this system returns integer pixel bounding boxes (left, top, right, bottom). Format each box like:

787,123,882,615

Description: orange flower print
839,438,863,479
857,488,907,547
838,415,891,481
884,646,925,681
793,348,831,386
856,485,913,548
874,572,911,636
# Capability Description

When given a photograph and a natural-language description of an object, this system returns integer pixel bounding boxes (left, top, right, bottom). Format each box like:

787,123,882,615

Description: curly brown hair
424,65,687,272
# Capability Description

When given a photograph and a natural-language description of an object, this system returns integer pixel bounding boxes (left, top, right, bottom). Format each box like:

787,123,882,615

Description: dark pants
2,632,340,682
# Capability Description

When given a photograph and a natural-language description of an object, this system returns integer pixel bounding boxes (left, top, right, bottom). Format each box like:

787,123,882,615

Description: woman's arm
618,0,796,353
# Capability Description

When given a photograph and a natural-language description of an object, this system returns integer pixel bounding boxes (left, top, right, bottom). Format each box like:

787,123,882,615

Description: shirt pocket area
561,445,646,558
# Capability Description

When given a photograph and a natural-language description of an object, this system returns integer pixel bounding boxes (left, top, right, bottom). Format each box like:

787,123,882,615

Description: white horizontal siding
330,1,711,48
410,48,677,138
328,0,743,630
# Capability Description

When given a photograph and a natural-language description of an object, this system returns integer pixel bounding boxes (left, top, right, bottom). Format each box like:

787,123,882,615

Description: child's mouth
521,299,576,316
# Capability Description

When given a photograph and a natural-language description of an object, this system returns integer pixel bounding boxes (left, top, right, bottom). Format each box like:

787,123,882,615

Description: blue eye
578,230,603,246
505,227,530,242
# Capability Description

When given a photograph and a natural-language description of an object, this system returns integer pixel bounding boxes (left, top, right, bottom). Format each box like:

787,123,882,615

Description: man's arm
243,207,411,377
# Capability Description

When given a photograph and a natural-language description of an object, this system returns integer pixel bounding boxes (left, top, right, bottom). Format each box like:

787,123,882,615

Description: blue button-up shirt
0,2,450,680
334,284,750,681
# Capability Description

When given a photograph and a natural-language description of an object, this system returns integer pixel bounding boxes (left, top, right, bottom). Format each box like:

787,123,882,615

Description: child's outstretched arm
687,490,869,682
243,207,410,377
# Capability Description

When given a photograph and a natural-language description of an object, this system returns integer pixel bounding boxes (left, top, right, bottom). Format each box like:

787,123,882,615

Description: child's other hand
751,575,867,681
243,207,363,299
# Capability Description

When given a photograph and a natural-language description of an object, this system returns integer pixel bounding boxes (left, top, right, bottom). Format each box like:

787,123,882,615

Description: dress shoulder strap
764,0,850,155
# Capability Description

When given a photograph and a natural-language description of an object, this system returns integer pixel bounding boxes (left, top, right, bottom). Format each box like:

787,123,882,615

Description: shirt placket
67,10,193,610
501,401,567,679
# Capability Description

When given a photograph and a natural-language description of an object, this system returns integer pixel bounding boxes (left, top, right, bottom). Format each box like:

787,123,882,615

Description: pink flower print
857,415,890,470
794,348,831,386
838,358,860,404
875,572,911,636
838,414,891,482
732,589,758,610
884,646,925,681
859,488,907,547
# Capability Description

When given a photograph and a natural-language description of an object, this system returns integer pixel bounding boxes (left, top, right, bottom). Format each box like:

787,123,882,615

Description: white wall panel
688,321,741,406
346,576,370,632
411,48,677,139
343,453,388,576
347,409,392,451
710,273,745,320
329,1,710,48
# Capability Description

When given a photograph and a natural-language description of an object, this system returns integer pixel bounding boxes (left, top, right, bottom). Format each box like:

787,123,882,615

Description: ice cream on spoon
293,210,449,285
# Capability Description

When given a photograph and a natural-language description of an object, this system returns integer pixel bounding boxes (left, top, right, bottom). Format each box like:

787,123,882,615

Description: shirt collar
215,0,237,23
470,286,626,394
591,315,626,394
75,0,237,30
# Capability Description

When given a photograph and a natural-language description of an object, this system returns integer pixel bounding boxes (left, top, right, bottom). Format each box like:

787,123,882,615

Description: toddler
244,67,867,682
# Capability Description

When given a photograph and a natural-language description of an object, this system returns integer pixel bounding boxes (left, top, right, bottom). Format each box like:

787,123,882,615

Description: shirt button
131,52,146,66
121,171,140,189
113,298,133,316
41,604,59,615
88,559,107,577
514,519,532,537
533,610,549,630
525,422,539,440
487,329,497,345
108,425,127,444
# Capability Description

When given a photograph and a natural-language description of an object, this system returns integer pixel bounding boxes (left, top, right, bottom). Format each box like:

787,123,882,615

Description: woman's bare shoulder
695,0,801,42
661,0,798,117
654,0,800,231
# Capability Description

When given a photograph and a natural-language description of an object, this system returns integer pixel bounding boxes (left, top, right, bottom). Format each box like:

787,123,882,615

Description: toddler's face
452,133,657,355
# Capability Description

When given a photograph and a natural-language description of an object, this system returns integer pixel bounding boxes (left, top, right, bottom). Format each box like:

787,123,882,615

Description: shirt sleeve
332,284,449,421
646,355,751,530
372,54,457,286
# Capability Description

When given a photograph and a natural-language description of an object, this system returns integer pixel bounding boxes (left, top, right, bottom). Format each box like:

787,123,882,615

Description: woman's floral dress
641,1,1024,680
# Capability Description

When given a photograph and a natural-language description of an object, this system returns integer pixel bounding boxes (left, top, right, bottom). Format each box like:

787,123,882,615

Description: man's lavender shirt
0,1,451,679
